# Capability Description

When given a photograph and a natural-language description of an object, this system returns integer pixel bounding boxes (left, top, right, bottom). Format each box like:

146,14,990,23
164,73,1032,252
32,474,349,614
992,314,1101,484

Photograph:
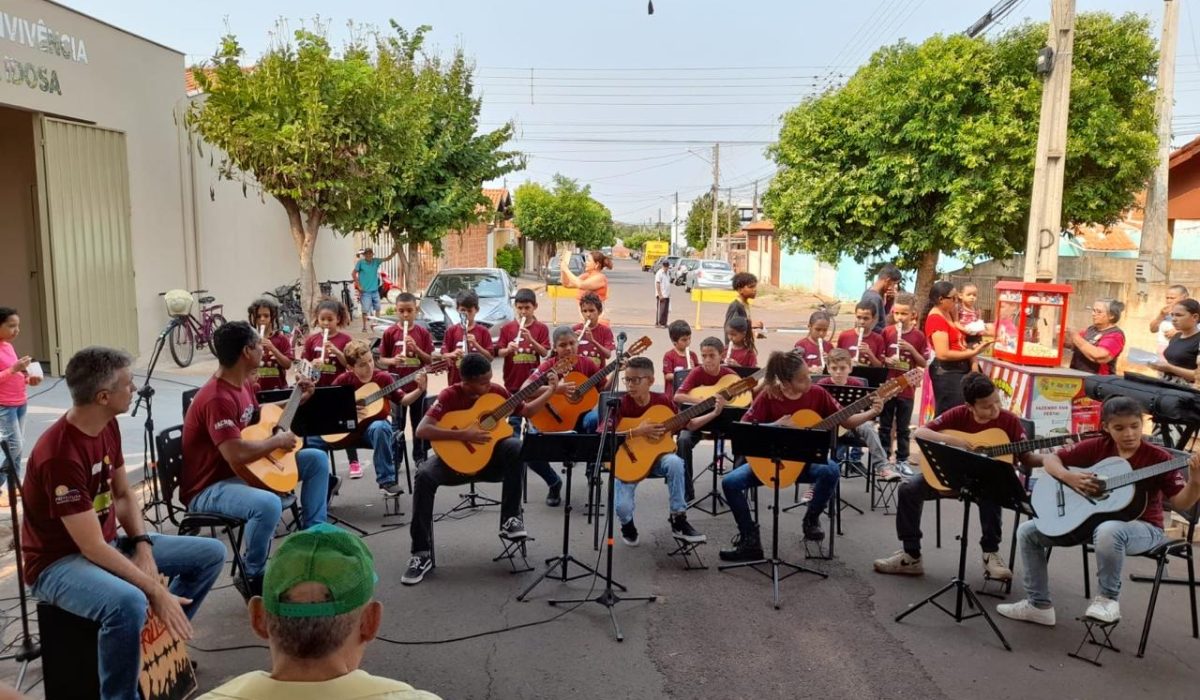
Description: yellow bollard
690,288,741,331
547,283,575,325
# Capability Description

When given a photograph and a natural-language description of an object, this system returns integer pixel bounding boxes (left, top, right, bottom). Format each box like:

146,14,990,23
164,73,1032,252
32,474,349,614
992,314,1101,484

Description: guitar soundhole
479,416,496,431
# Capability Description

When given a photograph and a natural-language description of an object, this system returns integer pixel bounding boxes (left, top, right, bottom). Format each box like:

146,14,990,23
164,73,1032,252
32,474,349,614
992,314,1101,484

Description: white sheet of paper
1127,347,1159,365
26,361,43,379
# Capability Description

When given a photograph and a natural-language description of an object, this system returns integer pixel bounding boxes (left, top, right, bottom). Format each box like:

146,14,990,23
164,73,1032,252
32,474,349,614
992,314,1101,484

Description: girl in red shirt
724,316,758,368
302,299,358,472
248,298,294,392
794,311,834,373
921,281,991,415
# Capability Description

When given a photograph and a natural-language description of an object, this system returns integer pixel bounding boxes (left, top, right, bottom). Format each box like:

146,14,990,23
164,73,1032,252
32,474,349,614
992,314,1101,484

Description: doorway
0,106,46,364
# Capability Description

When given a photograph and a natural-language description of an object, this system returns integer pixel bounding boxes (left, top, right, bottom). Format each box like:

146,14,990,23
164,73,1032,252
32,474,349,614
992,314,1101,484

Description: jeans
676,429,701,502
189,448,329,577
615,453,687,525
1017,518,1166,607
0,403,27,486
410,437,524,554
879,396,914,462
360,289,381,315
722,459,839,536
306,421,396,486
895,473,1001,557
392,393,429,464
509,416,562,488
582,407,601,433
845,424,888,472
30,534,225,700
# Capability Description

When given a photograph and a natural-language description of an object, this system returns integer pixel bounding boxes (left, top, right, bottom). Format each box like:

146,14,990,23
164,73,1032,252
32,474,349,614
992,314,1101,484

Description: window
426,273,509,299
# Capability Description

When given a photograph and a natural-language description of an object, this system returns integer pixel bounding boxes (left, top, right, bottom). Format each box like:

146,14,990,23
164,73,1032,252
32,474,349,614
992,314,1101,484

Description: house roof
742,219,774,232
1171,134,1200,171
482,188,511,211
1069,222,1140,252
185,66,254,96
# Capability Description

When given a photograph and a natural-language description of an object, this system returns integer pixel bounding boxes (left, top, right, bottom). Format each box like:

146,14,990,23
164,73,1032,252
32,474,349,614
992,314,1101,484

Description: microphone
617,331,627,344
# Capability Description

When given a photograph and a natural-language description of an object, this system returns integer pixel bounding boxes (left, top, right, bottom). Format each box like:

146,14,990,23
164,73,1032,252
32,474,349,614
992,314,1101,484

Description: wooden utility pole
752,180,759,221
1139,0,1180,287
1022,0,1077,282
709,143,720,256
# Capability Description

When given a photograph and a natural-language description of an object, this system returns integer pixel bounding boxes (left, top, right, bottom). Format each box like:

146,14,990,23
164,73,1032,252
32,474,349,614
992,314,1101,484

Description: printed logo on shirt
54,485,81,505
257,367,281,378
397,357,421,368
213,419,236,432
514,352,538,364
240,405,255,426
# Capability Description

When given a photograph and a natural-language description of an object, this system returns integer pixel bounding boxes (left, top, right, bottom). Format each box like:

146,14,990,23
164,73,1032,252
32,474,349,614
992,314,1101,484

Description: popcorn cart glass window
991,281,1072,367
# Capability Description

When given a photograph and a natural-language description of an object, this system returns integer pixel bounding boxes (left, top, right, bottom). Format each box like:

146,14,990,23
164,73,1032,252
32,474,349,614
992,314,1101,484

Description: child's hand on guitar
1064,470,1104,497
462,426,493,445
295,377,316,403
415,373,428,392
712,395,728,413
635,423,667,440
1188,452,1200,478
555,378,576,395
867,395,884,416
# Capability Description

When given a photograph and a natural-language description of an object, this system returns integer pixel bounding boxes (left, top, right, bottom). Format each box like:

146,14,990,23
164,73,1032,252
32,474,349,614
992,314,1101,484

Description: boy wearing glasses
613,357,725,547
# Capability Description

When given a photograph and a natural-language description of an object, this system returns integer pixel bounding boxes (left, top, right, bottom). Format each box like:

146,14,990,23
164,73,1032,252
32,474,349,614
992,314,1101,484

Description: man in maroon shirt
22,347,224,700
379,292,434,466
184,322,330,600
835,302,887,367
874,373,1041,580
999,396,1200,626
613,357,724,546
401,352,558,586
674,336,740,502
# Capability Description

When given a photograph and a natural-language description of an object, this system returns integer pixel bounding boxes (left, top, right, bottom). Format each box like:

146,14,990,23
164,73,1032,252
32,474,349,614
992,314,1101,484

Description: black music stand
851,366,889,387
720,423,832,609
895,439,1033,650
686,406,745,516
518,433,627,601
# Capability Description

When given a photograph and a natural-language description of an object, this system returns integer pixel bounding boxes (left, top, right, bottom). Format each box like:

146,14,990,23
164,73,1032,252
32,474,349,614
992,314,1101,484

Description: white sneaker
895,460,914,476
996,599,1056,627
1084,596,1120,623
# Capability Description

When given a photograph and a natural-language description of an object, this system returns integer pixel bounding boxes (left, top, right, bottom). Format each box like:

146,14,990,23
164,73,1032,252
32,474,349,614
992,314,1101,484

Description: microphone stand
0,443,41,690
549,332,656,641
134,318,179,528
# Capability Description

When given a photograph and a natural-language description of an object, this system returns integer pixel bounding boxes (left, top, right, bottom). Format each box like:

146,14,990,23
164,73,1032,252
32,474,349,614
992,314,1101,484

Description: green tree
684,192,743,252
331,23,522,291
513,175,615,260
188,26,396,313
764,12,1157,300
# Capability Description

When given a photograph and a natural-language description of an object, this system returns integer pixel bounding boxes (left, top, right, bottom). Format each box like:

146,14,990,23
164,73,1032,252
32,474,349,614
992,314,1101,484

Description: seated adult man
184,322,331,599
673,336,740,502
402,352,558,586
613,356,724,546
22,346,225,700
998,397,1200,625
873,373,1039,579
199,525,441,700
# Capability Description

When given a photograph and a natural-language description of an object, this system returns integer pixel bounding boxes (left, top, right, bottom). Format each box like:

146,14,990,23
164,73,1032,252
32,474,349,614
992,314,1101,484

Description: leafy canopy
684,191,744,252
763,12,1157,279
513,175,616,250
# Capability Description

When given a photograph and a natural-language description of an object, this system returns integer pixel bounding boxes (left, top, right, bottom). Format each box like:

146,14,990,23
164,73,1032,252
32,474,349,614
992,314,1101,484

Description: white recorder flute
854,327,864,362
685,345,693,370
460,319,468,354
401,321,410,357
318,328,330,364
577,319,590,342
818,337,825,370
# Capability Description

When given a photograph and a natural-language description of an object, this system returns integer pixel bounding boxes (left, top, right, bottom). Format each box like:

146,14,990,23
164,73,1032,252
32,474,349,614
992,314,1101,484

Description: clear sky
57,1,1197,226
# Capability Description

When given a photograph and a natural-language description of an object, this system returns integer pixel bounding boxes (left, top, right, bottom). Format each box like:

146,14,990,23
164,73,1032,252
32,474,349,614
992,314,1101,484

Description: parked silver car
672,257,699,285
417,268,516,344
684,259,734,291
542,253,586,283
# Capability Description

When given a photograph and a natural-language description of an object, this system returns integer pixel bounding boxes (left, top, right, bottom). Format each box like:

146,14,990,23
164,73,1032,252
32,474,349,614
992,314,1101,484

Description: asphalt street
1,259,1197,698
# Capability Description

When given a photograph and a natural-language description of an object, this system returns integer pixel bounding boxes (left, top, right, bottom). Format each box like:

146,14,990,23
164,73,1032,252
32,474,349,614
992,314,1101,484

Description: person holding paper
0,307,41,497
1147,298,1200,385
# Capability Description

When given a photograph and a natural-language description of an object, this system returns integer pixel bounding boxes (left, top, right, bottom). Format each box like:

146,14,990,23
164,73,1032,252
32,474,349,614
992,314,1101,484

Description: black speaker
37,603,100,698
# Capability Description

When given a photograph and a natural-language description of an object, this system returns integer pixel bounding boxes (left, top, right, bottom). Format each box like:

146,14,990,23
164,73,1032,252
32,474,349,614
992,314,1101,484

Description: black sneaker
620,520,640,547
380,481,403,496
233,573,263,601
546,481,563,507
401,553,433,585
501,516,528,540
803,515,825,542
719,530,763,562
670,513,706,543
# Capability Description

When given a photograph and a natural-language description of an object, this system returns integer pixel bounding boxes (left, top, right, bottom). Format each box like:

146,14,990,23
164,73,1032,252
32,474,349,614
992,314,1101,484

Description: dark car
543,253,586,283
417,268,516,344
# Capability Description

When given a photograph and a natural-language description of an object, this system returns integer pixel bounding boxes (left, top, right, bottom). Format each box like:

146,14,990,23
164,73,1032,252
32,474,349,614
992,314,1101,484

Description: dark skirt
930,359,971,415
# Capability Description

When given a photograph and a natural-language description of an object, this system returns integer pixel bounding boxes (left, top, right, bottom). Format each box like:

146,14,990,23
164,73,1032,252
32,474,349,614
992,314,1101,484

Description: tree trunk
913,249,941,312
299,210,322,317
396,241,418,293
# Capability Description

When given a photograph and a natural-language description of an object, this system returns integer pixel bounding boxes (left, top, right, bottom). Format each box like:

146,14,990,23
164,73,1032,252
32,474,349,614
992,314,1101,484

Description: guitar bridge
1055,482,1065,516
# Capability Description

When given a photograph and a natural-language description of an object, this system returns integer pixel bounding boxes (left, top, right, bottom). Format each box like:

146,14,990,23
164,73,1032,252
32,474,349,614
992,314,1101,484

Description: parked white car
684,259,734,291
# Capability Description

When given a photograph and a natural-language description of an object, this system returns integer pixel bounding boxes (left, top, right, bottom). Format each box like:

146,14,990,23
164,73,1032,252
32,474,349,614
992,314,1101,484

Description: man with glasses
611,356,725,547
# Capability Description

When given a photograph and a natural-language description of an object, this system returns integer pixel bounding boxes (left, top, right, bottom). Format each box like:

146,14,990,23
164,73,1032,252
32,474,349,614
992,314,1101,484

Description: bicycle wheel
168,319,195,368
342,288,354,320
206,314,227,356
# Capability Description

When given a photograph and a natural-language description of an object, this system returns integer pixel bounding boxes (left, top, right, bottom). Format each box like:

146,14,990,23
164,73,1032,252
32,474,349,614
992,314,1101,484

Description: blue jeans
360,289,381,315
509,416,562,488
307,421,396,486
722,459,839,536
30,534,225,700
582,407,600,433
1017,518,1167,607
615,453,687,525
189,448,329,577
0,403,27,486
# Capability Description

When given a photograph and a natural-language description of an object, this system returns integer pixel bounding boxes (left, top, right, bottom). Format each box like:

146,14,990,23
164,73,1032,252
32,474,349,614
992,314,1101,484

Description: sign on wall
1,8,89,96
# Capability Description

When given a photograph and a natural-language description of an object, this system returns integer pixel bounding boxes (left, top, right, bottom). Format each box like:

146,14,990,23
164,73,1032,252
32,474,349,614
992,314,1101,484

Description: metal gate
38,117,138,367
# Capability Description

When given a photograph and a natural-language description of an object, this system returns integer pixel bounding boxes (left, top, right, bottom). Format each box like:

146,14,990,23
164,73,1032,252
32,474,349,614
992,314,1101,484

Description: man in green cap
199,525,440,699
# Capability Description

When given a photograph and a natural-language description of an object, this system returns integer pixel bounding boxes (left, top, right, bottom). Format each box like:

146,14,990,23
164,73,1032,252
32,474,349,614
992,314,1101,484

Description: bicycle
158,289,227,368
265,281,310,346
321,279,357,320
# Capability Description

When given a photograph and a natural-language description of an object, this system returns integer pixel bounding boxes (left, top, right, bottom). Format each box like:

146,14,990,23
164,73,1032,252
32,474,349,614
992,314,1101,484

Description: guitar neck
981,432,1088,458
816,394,870,430
663,396,717,433
1104,456,1191,491
368,366,432,404
275,385,305,432
577,357,622,397
494,370,554,421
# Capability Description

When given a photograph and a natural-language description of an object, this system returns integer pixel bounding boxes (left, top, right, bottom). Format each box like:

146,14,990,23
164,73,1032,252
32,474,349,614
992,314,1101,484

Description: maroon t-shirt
662,348,699,384
794,337,833,371
442,323,495,385
882,325,928,399
572,322,615,365
181,377,259,506
926,404,1027,443
255,331,294,392
817,376,867,388
744,384,841,424
20,416,121,585
726,346,758,368
620,392,677,421
302,330,352,387
836,328,886,365
334,369,405,404
1056,437,1184,529
498,319,550,392
677,366,737,395
426,383,526,420
380,322,434,381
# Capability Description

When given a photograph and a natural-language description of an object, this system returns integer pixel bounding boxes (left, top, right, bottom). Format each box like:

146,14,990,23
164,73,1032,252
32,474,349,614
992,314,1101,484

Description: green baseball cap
262,524,378,618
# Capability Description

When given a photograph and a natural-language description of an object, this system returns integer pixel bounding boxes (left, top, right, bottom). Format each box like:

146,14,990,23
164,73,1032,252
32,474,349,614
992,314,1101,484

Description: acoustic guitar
914,429,1101,492
1030,453,1191,546
689,372,760,408
527,336,652,433
613,377,757,483
746,368,923,488
319,360,449,447
433,355,577,475
237,360,315,493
